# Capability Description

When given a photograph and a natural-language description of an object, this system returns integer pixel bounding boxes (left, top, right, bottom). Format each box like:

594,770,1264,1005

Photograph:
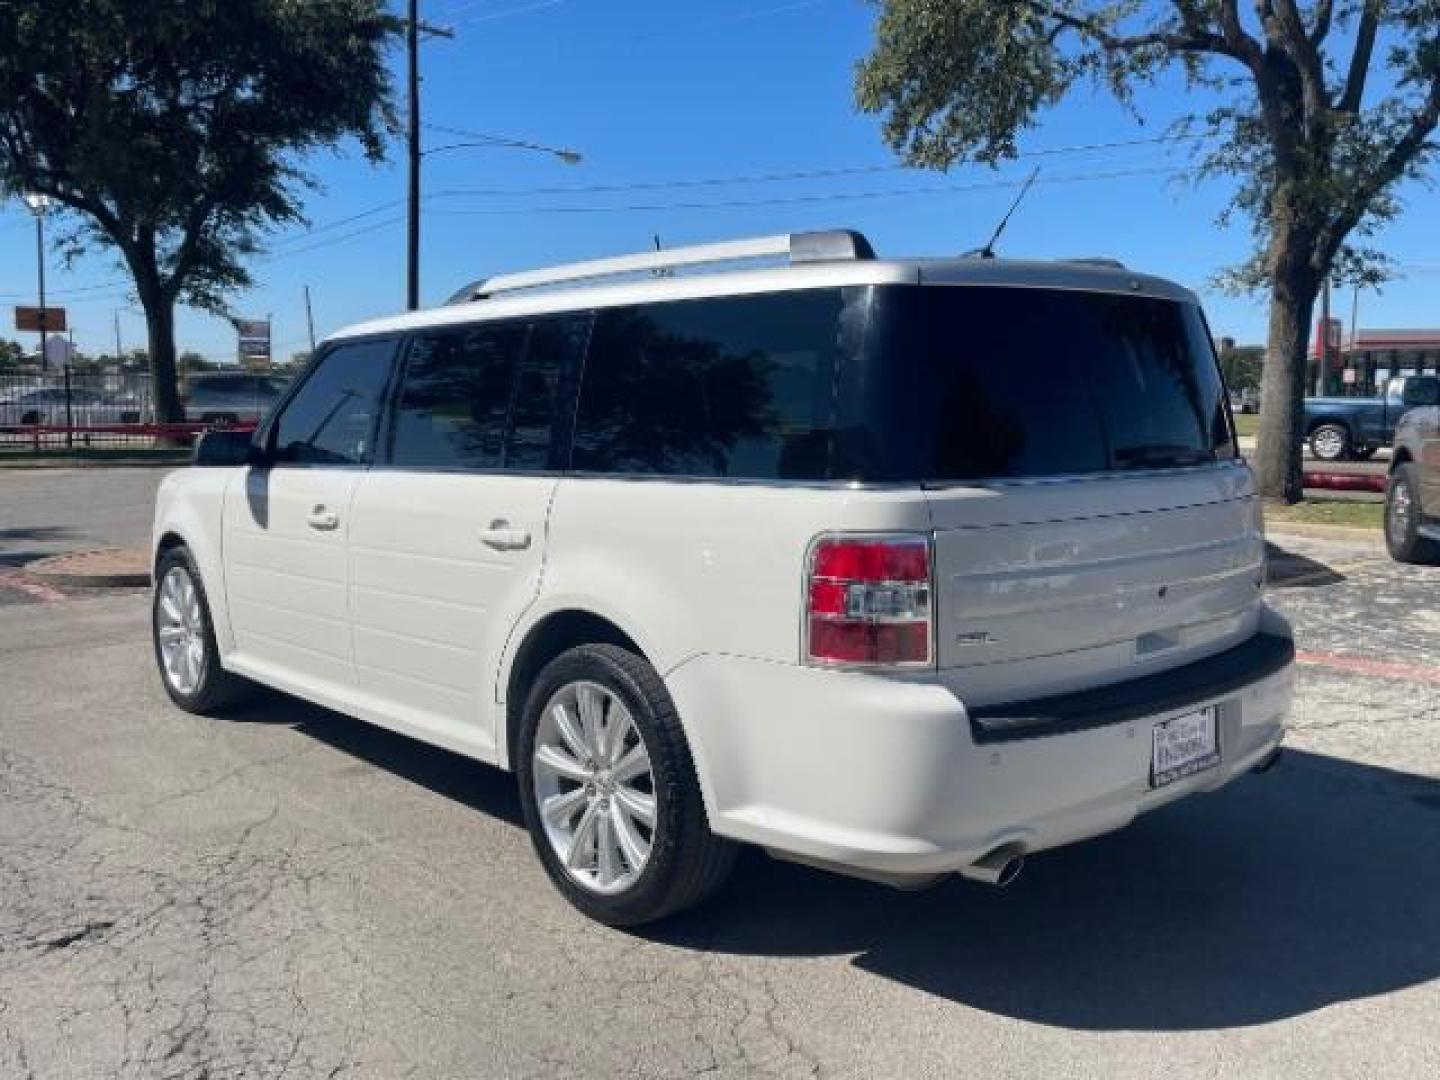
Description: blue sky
1,0,1437,362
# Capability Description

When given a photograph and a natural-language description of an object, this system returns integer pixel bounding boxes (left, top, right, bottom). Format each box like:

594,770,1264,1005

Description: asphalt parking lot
2,470,1438,1079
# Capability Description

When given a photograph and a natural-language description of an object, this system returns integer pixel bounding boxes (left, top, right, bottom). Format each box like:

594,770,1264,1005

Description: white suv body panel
153,243,1293,886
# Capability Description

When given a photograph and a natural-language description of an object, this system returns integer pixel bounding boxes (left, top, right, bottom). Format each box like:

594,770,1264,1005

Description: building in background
1335,329,1440,396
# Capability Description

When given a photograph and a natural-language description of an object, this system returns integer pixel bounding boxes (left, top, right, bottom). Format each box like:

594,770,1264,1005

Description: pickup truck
1303,374,1440,461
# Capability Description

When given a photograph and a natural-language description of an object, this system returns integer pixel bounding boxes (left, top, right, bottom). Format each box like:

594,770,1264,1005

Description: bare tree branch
1270,0,1329,118
1021,1,1245,61
1338,1,1382,113
1308,0,1334,47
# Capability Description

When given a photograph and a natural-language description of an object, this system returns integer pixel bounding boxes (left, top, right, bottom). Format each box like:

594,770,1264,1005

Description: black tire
151,545,250,713
1308,423,1352,462
516,643,737,926
1385,464,1440,565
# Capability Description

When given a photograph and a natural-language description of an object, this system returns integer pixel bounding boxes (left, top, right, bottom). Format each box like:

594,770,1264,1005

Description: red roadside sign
15,306,67,333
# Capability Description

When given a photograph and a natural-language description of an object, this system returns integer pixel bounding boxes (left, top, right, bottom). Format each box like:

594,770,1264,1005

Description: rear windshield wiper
1113,445,1213,469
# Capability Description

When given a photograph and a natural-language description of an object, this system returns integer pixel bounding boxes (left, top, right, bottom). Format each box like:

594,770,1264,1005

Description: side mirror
193,428,261,467
1401,377,1440,409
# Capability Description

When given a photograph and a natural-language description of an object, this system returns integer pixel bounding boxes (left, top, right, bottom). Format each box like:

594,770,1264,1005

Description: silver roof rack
1060,256,1128,269
446,229,874,304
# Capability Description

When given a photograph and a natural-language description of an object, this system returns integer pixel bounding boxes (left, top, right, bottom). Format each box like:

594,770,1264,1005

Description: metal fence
0,370,290,451
0,371,160,450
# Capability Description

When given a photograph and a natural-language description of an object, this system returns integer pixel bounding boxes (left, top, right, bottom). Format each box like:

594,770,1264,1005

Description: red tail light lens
805,535,932,666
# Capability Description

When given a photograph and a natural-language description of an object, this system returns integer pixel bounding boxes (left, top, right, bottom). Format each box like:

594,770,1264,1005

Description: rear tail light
805,534,933,666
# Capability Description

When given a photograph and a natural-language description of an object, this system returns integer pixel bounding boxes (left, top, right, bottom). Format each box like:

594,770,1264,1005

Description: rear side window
851,286,1234,482
571,291,845,479
271,339,395,465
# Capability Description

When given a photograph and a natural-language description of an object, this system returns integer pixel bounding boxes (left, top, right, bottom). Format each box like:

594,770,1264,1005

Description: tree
857,2,1440,500
177,351,219,375
0,0,395,424
0,338,26,371
1218,339,1266,393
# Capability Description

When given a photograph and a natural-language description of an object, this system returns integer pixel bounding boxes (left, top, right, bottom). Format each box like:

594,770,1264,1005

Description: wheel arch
501,608,646,772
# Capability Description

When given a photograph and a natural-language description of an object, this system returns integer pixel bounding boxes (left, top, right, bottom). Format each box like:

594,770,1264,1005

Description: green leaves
0,0,398,309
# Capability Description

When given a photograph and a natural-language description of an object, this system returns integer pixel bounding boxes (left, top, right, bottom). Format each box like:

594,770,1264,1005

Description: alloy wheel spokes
532,679,657,895
156,567,205,695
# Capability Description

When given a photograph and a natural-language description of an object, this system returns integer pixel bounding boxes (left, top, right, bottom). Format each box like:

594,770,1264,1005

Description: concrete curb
1265,523,1384,547
25,547,152,589
0,458,188,471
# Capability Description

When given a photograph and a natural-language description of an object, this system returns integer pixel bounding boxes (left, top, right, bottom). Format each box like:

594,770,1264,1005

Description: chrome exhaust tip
958,845,1026,887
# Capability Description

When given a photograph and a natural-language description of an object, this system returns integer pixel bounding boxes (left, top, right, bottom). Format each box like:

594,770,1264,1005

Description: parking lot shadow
649,749,1440,1031
1264,541,1348,588
0,524,76,566
226,689,524,828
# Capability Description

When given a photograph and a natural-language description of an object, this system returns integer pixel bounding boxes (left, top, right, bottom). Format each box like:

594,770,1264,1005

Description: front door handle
307,505,340,531
480,519,531,551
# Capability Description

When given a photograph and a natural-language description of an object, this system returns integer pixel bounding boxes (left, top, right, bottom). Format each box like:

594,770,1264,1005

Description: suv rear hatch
856,282,1264,705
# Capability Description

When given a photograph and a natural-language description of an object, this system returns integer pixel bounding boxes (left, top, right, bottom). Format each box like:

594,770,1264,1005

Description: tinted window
508,316,588,470
272,339,395,465
389,323,527,470
572,291,846,479
851,287,1233,482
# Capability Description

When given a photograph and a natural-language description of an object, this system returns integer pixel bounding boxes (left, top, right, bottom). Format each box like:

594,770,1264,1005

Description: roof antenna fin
973,165,1040,259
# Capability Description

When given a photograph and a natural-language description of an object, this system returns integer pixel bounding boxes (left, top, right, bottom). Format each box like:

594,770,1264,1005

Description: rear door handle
480,519,531,551
307,505,340,531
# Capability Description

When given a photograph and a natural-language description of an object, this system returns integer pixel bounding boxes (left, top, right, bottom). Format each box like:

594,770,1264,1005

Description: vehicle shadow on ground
223,689,1440,1031
0,525,75,566
647,749,1440,1031
226,688,526,828
1264,541,1349,588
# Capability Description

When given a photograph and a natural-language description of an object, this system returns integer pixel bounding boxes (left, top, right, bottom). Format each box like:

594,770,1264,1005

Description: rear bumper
667,610,1293,880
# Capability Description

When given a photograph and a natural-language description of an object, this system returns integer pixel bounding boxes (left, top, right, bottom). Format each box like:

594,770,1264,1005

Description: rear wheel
517,644,736,926
1308,423,1351,462
1385,464,1440,565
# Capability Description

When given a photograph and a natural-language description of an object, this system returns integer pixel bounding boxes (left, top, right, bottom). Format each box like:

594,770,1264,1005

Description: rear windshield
845,285,1235,482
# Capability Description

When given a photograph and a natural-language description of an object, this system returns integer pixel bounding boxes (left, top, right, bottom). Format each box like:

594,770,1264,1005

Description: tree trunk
1254,240,1319,504
137,283,183,426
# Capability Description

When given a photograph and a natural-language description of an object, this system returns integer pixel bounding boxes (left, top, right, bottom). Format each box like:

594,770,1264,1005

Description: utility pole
1315,275,1333,397
304,285,316,352
113,310,124,365
33,207,48,371
405,2,453,311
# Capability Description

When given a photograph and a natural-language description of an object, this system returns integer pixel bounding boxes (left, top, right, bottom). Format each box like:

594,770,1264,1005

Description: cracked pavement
1,474,1439,1078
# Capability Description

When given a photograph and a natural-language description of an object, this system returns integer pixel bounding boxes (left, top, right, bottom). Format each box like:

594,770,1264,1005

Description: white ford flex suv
152,230,1293,925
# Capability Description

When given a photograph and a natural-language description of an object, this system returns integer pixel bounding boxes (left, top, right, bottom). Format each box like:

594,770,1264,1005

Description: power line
449,0,562,28
423,133,1200,198
427,165,1190,216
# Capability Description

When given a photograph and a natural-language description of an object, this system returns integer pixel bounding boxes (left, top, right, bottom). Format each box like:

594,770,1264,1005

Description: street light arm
422,139,581,164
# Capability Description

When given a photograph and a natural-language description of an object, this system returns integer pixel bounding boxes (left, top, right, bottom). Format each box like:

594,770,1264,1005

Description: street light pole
406,0,421,311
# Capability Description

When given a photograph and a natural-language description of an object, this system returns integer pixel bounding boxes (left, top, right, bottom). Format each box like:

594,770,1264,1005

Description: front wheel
152,546,249,713
517,644,736,926
1385,464,1440,565
1308,424,1351,462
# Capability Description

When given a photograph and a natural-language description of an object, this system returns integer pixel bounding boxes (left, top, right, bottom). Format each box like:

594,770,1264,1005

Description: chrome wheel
156,565,207,696
1311,426,1346,460
532,680,655,895
1388,478,1414,548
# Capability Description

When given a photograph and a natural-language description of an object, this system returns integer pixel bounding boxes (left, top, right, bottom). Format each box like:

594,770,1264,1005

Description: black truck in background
1303,375,1440,461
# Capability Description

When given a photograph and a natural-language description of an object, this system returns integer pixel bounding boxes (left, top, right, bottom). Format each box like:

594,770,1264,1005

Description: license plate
1151,706,1220,788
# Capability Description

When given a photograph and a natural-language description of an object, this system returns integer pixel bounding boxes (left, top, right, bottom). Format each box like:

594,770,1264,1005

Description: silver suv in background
181,373,289,425
1386,382,1440,563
